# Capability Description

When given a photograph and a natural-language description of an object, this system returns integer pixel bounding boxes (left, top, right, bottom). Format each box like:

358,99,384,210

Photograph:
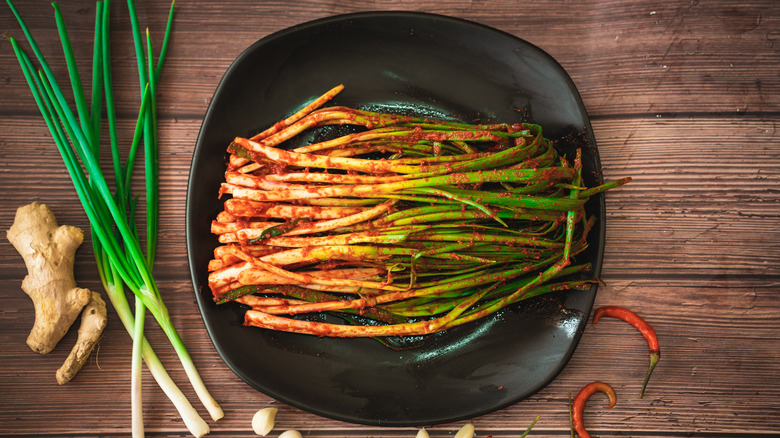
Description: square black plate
186,11,605,427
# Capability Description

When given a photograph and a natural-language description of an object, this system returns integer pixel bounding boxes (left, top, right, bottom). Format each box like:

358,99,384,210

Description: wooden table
1,0,778,436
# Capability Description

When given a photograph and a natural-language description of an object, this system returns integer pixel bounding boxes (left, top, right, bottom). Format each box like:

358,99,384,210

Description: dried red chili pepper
593,306,660,397
572,381,617,438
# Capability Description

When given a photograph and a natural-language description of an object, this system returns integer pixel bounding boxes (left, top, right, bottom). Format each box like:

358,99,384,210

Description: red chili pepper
593,306,660,397
572,381,617,438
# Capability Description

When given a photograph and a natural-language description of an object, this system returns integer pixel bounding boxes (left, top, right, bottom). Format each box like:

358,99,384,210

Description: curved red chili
572,381,617,438
593,306,660,397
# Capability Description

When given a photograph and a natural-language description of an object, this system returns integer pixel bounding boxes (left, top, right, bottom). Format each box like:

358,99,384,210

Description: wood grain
1,0,779,436
2,1,779,117
3,116,776,279
2,278,778,435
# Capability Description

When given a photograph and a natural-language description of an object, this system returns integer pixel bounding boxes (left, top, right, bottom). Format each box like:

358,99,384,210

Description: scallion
6,1,221,436
209,86,631,339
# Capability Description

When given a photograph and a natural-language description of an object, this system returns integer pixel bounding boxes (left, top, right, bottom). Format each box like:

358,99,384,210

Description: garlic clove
278,430,303,438
251,407,278,436
416,427,430,438
454,423,475,438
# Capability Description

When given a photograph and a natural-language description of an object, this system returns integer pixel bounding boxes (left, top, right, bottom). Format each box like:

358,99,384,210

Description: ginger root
56,291,108,384
7,202,93,354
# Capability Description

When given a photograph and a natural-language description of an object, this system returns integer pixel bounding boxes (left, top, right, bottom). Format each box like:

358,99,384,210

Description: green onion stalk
6,1,222,436
209,86,631,339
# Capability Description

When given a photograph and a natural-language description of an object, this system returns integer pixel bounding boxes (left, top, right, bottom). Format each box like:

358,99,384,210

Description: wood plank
2,276,778,435
2,115,778,280
592,116,780,277
1,0,779,119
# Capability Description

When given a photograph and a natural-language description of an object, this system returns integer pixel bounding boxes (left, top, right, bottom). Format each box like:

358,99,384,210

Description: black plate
187,11,605,427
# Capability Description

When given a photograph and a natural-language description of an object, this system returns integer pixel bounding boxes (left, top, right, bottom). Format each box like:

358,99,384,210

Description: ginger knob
7,202,93,354
56,291,108,384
